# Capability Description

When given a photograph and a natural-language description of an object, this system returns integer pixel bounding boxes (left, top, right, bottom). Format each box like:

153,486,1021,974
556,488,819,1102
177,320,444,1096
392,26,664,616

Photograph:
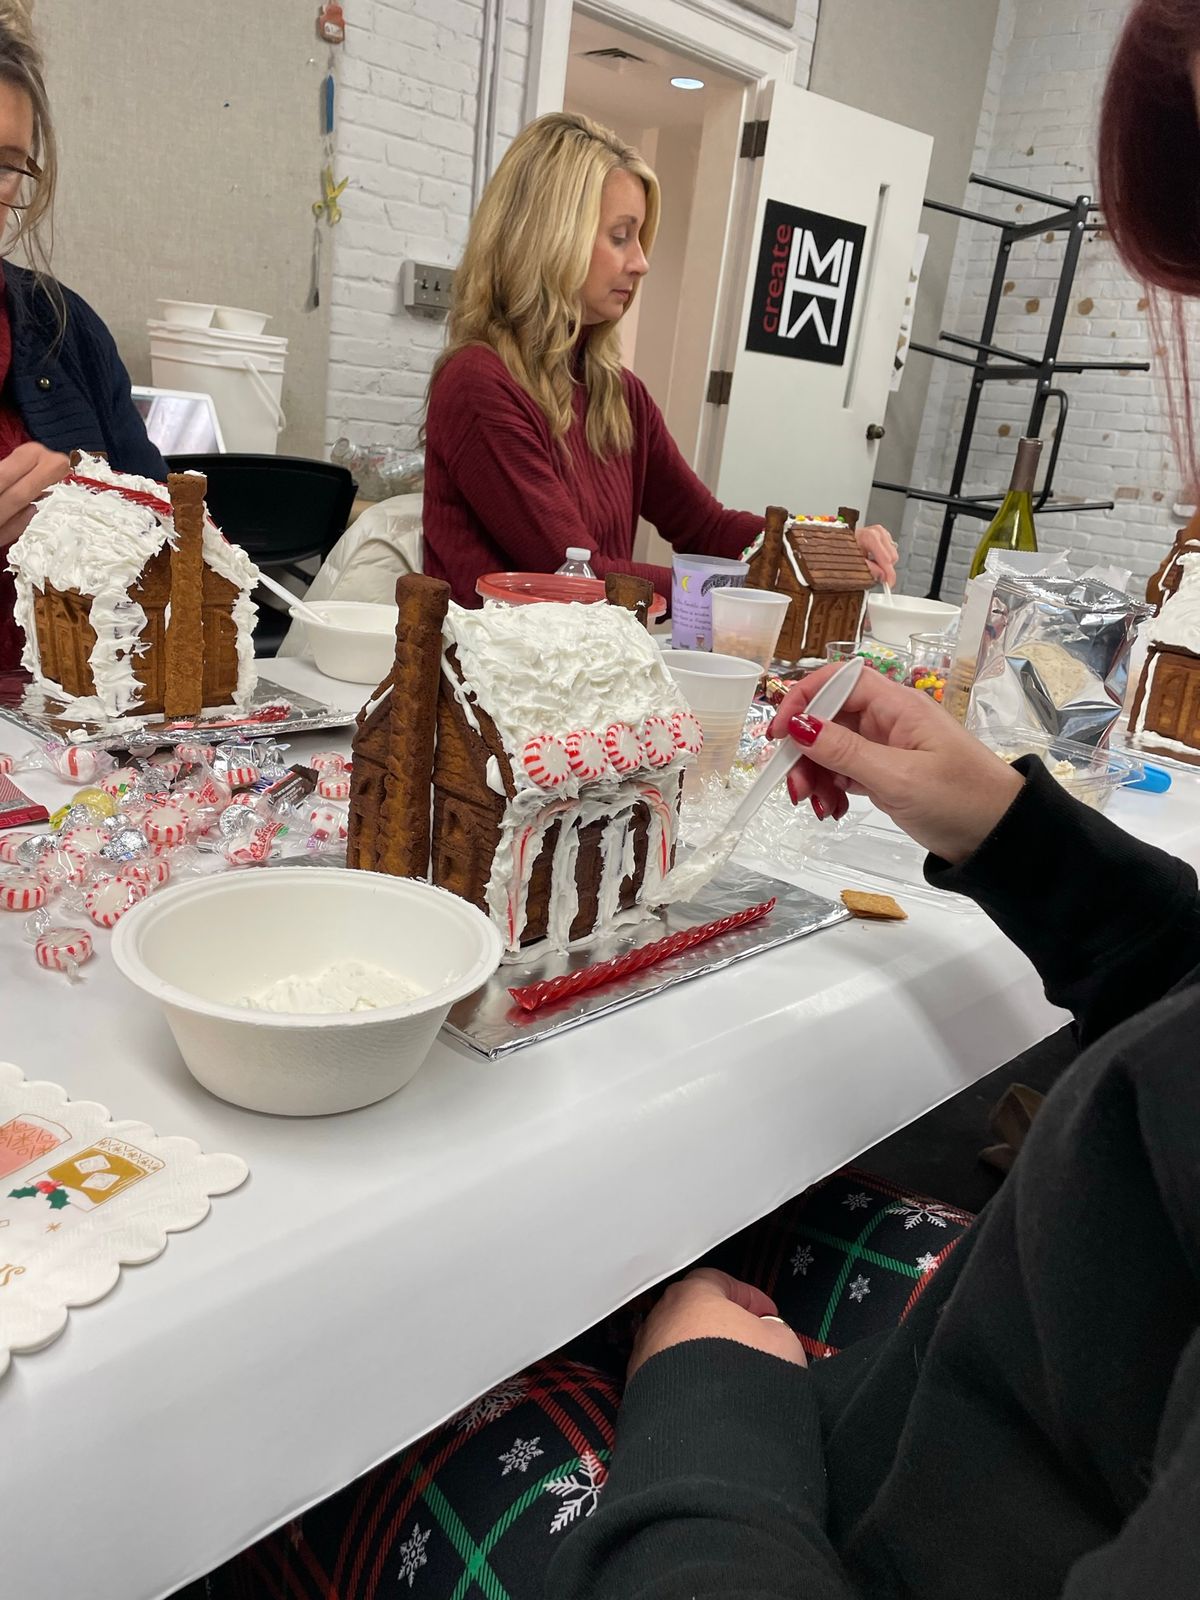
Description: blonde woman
422,112,898,606
0,1,165,670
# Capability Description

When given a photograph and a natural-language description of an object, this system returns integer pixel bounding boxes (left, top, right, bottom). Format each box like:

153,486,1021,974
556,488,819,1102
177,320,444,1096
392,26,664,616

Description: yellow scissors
313,164,348,225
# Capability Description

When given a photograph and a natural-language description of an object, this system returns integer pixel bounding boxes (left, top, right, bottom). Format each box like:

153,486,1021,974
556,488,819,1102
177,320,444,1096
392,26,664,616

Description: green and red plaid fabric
201,1170,972,1600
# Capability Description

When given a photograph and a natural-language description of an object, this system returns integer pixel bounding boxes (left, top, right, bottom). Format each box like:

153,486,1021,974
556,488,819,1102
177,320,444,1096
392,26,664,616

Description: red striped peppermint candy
310,751,347,774
565,730,608,782
36,842,90,886
317,772,352,801
143,803,190,847
119,857,172,890
671,710,704,756
60,823,109,855
51,745,102,783
306,804,348,843
521,735,572,789
225,763,260,790
148,752,182,781
0,874,46,911
84,875,148,928
0,752,13,776
35,926,94,973
641,715,676,768
604,723,641,775
0,831,34,864
225,820,284,866
175,742,215,766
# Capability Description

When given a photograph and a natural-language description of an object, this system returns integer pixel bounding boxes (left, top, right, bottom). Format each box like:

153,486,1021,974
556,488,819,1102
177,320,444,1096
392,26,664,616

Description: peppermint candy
143,804,190,847
119,857,172,890
565,729,608,782
225,821,284,866
51,745,102,783
35,926,94,973
36,842,90,886
671,710,704,756
317,772,352,801
59,823,109,856
604,723,642,775
0,752,13,776
307,804,348,844
1,875,47,912
84,875,148,929
225,763,260,790
147,752,183,781
309,751,347,774
100,766,140,799
641,715,676,768
175,741,215,766
0,831,34,865
521,735,572,789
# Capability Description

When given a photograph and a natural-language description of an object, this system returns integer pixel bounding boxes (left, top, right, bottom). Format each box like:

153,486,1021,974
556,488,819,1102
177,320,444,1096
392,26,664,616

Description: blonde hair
432,112,660,459
0,2,60,314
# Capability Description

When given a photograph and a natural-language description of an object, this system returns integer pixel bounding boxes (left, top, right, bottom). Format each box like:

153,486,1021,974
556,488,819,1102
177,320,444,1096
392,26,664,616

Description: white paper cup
711,588,791,670
662,648,761,783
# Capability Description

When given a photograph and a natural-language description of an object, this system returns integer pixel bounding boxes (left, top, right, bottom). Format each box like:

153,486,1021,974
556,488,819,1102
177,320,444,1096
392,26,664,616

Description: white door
706,85,932,519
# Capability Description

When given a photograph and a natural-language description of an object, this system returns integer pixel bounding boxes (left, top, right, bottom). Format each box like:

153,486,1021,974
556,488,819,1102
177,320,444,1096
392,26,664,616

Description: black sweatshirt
551,762,1200,1599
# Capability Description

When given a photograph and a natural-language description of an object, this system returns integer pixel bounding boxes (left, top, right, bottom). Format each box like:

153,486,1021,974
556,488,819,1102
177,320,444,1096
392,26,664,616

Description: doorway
562,12,748,563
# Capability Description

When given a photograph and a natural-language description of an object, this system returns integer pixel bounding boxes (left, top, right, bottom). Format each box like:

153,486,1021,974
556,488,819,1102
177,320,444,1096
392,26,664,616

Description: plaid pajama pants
202,1168,972,1600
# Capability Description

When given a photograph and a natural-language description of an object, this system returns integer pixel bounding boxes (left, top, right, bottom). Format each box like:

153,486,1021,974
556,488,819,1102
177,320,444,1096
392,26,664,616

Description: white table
4,658,1200,1600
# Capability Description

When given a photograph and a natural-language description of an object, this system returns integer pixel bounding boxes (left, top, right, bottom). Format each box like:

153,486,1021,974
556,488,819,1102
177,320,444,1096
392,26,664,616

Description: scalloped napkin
0,1062,248,1376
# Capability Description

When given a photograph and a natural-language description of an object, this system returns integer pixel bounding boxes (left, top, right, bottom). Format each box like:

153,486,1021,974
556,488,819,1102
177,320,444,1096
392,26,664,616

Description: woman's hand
628,1268,807,1380
855,523,899,587
0,443,70,550
768,663,1024,865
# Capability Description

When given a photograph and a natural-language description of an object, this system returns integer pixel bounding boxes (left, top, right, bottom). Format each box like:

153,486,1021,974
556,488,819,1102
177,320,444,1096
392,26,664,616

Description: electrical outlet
400,260,454,320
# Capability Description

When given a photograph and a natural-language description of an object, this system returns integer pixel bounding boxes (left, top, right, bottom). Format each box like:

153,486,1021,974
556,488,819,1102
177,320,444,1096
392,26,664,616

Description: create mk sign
745,199,866,367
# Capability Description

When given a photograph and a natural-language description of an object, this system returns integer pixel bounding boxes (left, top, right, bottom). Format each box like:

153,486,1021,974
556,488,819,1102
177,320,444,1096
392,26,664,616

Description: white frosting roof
8,452,259,599
1146,551,1200,656
446,599,685,751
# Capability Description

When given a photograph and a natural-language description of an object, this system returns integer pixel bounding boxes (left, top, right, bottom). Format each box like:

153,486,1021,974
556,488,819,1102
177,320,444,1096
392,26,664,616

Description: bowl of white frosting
112,869,503,1115
302,601,399,685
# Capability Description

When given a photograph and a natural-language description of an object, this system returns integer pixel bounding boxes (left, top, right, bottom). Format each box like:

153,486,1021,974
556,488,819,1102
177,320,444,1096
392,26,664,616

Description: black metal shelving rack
874,172,1150,598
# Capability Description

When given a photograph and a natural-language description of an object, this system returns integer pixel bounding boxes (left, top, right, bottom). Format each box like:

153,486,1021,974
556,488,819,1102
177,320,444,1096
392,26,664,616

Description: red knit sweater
422,344,763,607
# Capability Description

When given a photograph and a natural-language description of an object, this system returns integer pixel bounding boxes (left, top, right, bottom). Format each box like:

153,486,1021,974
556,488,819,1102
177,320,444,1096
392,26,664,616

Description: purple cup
671,552,749,650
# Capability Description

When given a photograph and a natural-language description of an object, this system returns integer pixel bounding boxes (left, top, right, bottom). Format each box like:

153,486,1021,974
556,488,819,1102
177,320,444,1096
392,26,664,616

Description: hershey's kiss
99,827,149,864
15,832,55,870
218,803,258,839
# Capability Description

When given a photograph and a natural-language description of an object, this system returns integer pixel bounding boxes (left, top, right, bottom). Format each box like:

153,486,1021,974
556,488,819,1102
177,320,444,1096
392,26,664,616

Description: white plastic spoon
253,568,327,629
657,655,866,905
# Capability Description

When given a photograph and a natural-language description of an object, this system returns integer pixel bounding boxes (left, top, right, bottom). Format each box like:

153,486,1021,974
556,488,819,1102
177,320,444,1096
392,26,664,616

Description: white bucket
148,323,288,454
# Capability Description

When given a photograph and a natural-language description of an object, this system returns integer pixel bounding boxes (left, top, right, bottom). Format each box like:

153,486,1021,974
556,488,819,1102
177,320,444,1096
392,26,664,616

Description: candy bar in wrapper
967,571,1150,748
0,773,49,831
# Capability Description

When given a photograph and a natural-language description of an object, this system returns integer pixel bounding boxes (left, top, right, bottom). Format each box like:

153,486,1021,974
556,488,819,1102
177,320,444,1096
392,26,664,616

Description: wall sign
745,199,865,367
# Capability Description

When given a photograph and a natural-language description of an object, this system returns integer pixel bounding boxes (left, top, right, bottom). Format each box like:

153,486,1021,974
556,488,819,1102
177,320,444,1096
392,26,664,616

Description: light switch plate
400,260,454,320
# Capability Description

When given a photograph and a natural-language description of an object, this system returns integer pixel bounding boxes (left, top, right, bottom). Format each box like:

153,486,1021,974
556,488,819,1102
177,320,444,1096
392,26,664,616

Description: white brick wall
325,0,531,451
902,0,1182,603
325,0,816,450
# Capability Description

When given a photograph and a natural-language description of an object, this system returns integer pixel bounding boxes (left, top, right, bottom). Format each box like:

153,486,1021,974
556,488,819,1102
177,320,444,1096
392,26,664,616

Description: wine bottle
968,436,1043,579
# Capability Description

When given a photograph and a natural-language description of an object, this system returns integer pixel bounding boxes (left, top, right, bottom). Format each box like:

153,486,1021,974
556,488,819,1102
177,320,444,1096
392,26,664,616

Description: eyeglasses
0,156,42,209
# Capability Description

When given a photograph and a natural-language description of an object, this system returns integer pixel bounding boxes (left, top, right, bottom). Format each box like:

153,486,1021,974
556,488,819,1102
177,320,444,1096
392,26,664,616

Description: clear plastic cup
661,648,762,786
825,639,910,682
710,588,791,670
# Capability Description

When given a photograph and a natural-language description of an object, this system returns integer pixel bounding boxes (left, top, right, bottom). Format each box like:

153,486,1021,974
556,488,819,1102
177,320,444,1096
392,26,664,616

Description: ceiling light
670,75,705,90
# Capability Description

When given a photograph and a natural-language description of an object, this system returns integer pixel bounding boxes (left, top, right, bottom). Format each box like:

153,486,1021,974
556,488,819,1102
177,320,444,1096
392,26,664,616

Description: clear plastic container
977,730,1144,812
556,548,596,579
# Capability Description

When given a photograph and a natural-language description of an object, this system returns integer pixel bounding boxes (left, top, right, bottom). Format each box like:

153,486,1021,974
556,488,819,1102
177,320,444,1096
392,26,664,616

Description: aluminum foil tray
0,671,358,752
444,863,848,1058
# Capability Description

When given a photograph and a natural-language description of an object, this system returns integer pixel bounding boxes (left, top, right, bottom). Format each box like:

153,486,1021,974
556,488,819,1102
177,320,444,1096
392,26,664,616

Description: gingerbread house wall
1133,647,1200,763
346,693,395,871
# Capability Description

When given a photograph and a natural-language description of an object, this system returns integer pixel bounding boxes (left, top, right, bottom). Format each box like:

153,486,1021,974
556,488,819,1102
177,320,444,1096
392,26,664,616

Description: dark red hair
1099,0,1200,489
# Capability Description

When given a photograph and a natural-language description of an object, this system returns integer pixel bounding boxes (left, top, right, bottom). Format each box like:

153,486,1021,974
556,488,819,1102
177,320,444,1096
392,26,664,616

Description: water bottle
556,547,596,579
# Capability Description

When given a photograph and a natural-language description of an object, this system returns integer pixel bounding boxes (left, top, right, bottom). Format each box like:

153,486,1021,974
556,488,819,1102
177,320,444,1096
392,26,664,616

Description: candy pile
905,665,947,702
0,738,354,979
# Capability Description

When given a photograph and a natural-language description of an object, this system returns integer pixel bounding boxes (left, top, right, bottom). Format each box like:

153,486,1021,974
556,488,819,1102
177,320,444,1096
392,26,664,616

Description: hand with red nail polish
769,664,1024,864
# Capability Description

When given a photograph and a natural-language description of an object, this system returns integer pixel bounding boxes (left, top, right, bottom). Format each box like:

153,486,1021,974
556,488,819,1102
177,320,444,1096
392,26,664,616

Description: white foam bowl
157,298,216,329
304,601,398,685
112,869,503,1115
212,304,272,335
865,592,960,651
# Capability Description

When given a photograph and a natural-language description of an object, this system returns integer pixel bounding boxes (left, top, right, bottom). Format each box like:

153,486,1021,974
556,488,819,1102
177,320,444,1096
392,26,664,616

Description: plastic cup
711,588,791,670
662,648,762,785
825,639,910,682
671,552,748,650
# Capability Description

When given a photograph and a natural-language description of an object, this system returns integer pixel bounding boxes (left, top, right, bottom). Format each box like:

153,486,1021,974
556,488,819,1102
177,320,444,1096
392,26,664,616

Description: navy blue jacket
3,260,167,479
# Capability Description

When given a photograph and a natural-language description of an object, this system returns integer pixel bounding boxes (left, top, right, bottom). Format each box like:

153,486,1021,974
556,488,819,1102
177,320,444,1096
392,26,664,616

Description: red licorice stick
508,897,777,1014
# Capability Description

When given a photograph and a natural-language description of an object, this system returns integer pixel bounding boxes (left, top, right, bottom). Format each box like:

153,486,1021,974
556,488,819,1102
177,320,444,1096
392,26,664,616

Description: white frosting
1143,552,1200,655
782,536,810,590
8,453,260,718
240,960,426,1014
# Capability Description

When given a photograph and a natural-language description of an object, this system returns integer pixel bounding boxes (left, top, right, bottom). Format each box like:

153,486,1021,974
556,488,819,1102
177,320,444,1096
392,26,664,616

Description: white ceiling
564,12,745,133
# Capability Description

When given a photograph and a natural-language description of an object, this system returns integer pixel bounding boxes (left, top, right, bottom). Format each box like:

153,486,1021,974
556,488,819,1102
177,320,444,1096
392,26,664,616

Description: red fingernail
811,795,828,820
833,794,849,821
789,713,824,747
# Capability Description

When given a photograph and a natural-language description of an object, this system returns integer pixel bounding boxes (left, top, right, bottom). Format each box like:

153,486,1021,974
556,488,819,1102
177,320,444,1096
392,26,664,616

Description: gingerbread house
1128,549,1200,766
744,504,873,661
7,454,259,720
347,574,703,953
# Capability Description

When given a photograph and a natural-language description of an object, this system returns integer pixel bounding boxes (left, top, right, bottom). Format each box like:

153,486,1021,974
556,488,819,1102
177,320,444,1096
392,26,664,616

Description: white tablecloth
4,658,1200,1600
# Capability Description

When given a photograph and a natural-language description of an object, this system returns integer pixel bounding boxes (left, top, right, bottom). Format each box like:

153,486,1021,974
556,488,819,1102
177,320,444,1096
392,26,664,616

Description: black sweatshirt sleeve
926,759,1200,1045
548,1339,855,1600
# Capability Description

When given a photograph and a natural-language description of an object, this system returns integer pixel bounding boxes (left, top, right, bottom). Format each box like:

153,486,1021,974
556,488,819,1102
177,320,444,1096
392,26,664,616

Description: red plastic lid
475,571,668,618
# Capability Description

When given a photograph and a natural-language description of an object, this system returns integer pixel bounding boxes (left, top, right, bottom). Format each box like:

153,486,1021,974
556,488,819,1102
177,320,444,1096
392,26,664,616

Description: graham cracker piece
604,571,654,628
841,889,908,922
378,573,451,878
163,472,207,719
746,503,787,588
